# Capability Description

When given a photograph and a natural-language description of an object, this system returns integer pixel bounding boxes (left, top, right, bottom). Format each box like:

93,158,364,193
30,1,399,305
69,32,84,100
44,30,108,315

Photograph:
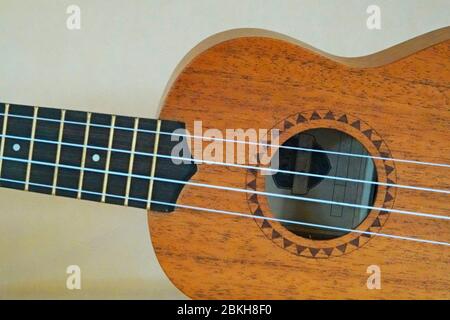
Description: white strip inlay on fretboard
25,106,38,191
77,112,92,199
101,115,116,203
124,117,139,206
0,104,10,177
52,110,66,195
147,119,161,210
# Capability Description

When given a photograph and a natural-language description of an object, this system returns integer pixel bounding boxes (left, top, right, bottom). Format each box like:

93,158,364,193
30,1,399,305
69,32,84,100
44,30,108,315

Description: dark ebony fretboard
0,102,197,212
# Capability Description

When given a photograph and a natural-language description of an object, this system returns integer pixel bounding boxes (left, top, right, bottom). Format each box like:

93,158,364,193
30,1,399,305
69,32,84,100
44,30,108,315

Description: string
0,175,448,247
0,133,449,195
0,154,449,221
1,111,449,168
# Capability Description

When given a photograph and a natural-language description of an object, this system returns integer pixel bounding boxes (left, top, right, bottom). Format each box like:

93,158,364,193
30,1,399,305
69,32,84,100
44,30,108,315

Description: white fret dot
92,154,100,162
12,143,21,152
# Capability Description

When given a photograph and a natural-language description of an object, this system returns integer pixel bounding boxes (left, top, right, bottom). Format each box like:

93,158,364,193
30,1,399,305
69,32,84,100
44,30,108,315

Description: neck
0,102,197,212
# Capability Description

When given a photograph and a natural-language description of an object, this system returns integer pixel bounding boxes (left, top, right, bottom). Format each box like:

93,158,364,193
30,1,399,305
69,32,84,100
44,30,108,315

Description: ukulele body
148,37,450,299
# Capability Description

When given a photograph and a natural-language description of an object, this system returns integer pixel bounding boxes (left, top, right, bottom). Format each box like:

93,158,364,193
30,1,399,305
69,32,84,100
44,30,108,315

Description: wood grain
148,36,450,299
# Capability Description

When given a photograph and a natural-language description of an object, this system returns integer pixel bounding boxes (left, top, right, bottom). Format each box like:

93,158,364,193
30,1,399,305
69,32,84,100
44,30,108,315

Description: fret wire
124,117,139,206
101,115,116,203
25,106,39,191
77,112,92,199
0,104,10,177
52,110,66,195
147,120,161,210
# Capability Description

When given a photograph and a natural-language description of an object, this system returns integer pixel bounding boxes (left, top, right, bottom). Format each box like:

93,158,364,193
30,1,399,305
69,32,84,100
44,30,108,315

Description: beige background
0,0,449,299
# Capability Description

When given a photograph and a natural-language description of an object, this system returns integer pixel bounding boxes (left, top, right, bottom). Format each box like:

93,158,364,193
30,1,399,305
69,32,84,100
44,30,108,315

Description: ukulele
1,29,449,299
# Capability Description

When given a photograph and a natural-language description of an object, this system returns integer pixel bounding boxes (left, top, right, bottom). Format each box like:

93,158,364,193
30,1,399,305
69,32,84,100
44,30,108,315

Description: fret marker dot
12,144,21,152
92,154,100,162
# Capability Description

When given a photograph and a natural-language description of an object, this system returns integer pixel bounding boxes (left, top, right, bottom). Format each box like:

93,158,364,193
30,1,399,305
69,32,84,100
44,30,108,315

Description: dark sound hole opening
265,128,378,240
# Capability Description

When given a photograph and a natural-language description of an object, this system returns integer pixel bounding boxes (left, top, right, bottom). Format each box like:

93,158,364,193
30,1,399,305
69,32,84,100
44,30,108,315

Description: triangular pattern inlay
324,111,335,120
336,243,347,253
309,247,320,257
296,114,307,123
261,220,271,229
297,245,307,254
248,194,258,204
372,140,383,150
310,111,321,120
372,217,381,228
247,180,257,190
283,238,293,248
284,120,294,130
253,206,263,216
384,192,394,203
271,230,281,239
351,120,361,130
322,248,333,256
363,129,373,139
338,115,348,123
361,229,372,238
385,165,394,175
350,237,360,247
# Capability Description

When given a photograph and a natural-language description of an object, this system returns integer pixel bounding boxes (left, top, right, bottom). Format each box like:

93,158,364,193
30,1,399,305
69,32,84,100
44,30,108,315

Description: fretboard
0,102,197,212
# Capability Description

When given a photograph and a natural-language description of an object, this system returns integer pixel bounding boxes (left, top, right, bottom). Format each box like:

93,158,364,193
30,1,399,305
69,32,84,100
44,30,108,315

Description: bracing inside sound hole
265,128,378,240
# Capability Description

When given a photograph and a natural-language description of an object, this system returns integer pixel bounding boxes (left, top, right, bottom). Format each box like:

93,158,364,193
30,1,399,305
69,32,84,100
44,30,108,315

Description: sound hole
265,128,378,240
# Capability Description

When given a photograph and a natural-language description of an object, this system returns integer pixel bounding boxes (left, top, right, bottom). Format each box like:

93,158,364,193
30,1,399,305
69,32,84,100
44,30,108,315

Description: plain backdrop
0,0,449,299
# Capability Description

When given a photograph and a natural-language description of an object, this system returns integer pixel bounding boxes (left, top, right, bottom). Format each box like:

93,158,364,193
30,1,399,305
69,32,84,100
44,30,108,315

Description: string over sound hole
266,128,378,240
